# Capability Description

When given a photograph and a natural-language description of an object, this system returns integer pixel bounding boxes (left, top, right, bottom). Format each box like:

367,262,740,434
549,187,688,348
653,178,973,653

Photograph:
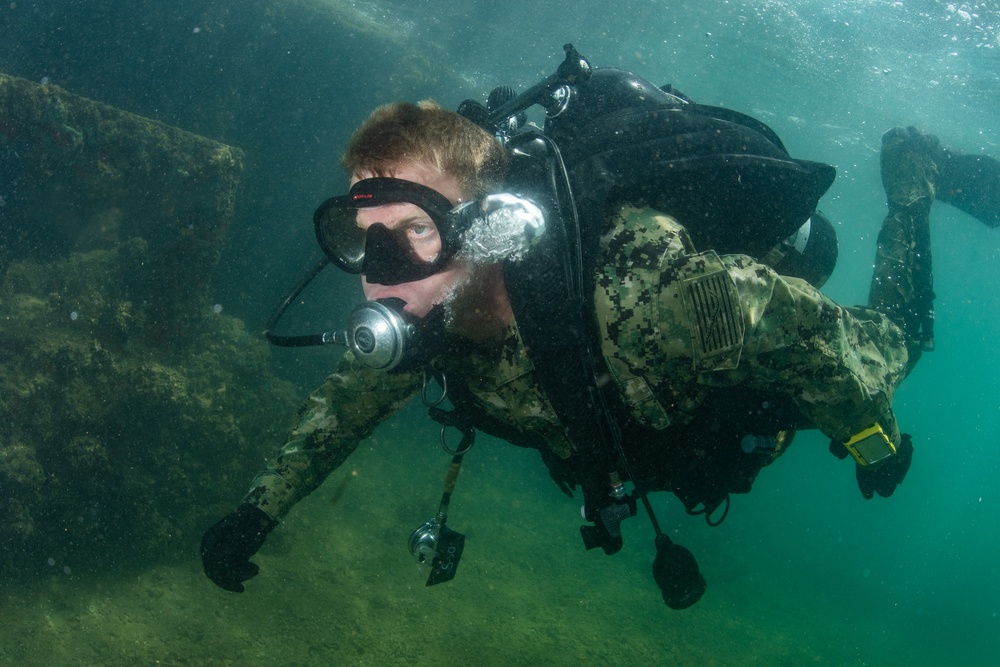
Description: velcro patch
682,270,745,369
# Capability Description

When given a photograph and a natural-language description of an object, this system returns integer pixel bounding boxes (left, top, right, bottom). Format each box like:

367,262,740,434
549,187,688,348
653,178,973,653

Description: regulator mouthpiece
345,298,417,370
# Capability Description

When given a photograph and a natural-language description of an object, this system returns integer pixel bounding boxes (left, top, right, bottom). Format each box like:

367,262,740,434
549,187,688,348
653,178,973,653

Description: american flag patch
685,272,744,357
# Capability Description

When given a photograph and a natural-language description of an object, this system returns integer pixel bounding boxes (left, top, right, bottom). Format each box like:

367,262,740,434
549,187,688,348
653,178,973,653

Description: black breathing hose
263,256,342,348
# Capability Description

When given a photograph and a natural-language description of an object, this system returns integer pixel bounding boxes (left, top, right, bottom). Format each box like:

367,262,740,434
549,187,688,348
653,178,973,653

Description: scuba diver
201,45,1000,609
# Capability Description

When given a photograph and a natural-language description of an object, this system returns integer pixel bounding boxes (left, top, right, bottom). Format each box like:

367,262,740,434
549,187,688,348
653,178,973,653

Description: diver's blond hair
341,100,509,199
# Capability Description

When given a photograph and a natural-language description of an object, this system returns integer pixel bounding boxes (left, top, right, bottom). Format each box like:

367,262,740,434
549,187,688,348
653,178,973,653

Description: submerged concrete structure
0,74,296,573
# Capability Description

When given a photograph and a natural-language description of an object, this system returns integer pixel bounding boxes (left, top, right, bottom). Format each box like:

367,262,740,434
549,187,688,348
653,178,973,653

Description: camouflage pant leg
869,129,937,360
868,207,933,359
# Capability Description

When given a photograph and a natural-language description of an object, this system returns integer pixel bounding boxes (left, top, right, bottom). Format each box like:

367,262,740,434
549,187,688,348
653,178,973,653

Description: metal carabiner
421,368,448,408
439,423,475,456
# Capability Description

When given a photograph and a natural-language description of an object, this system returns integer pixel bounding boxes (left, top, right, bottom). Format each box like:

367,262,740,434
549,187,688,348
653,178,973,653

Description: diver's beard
440,268,473,331
439,262,510,341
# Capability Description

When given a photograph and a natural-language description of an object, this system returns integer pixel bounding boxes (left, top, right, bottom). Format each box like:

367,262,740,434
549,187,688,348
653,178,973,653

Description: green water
2,1,999,665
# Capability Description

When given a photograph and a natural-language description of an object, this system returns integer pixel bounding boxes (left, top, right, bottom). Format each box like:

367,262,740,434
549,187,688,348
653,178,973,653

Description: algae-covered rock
1,72,244,343
0,246,299,574
0,74,299,576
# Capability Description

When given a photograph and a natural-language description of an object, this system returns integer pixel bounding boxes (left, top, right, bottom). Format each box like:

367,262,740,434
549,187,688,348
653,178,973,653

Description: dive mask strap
328,177,455,217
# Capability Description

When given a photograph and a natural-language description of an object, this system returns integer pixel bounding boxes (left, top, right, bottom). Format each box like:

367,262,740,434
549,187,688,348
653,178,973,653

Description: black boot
880,126,939,212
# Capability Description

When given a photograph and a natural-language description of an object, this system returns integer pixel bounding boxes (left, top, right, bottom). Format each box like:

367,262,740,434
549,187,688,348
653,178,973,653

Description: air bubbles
212,303,223,314
46,557,70,574
69,311,79,321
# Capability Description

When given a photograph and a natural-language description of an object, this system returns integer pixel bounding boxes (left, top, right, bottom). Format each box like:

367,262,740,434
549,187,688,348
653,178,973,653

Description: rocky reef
0,74,298,575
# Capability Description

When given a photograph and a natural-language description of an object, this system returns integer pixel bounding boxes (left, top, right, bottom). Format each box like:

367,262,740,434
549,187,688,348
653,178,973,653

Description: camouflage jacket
244,205,910,520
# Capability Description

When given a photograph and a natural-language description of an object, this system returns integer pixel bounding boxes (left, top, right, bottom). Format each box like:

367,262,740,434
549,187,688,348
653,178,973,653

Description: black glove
200,503,277,592
651,534,706,610
856,433,914,499
828,437,851,460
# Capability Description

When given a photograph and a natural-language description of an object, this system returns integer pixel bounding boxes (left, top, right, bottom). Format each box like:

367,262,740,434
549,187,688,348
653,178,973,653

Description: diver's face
354,163,470,318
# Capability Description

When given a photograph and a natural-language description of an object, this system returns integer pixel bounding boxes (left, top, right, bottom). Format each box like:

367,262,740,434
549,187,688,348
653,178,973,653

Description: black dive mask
313,177,478,286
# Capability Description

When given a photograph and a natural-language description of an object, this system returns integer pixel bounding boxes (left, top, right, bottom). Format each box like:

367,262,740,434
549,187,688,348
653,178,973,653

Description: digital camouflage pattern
433,326,575,460
595,205,910,446
244,204,914,521
244,353,421,519
244,320,573,520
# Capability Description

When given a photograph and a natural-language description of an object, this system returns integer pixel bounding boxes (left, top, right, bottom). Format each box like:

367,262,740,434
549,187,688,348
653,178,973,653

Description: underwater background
1,0,998,665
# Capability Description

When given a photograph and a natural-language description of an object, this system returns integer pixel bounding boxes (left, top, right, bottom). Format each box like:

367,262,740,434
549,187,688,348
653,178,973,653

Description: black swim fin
934,150,1000,228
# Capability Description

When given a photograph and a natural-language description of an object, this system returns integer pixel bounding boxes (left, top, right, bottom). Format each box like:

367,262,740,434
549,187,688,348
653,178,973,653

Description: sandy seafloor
1,406,989,667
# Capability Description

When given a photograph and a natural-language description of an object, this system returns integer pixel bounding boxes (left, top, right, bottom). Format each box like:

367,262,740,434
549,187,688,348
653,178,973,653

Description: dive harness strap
494,77,707,605
504,133,634,554
500,130,656,555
